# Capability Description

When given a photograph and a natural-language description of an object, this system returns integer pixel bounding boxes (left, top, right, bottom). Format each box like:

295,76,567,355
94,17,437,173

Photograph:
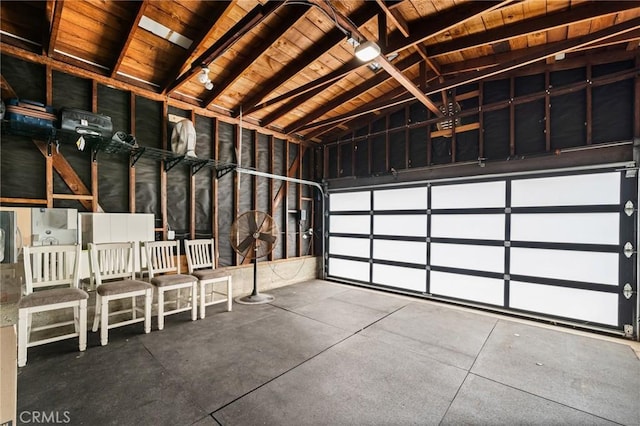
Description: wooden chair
144,240,197,330
184,238,232,319
89,242,153,346
18,244,88,367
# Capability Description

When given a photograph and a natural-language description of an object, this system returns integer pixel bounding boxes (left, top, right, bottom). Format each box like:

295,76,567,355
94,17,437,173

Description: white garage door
326,166,637,334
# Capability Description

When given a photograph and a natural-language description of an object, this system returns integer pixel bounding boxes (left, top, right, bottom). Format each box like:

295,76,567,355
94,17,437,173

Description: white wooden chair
89,242,153,346
144,240,197,330
18,244,88,367
184,238,232,319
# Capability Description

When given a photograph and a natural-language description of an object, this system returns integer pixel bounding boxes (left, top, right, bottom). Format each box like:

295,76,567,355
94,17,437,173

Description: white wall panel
372,264,426,292
432,181,506,209
329,215,370,234
374,215,427,236
511,172,620,207
374,187,428,210
330,191,371,212
329,237,370,258
329,258,370,282
511,247,618,285
510,281,618,326
431,243,504,273
373,240,427,265
431,214,505,240
430,271,504,305
511,213,619,245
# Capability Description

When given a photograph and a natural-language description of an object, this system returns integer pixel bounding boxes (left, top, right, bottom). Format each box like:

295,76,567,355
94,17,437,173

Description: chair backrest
23,244,81,295
89,242,137,285
184,239,216,273
145,240,181,277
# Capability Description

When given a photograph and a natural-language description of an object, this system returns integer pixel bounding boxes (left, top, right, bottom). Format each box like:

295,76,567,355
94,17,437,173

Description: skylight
138,16,193,50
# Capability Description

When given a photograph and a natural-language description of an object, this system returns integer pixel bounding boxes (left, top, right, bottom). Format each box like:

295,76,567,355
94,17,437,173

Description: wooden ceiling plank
428,1,640,58
375,0,410,37
165,1,281,95
246,1,506,122
110,1,148,78
308,1,442,118
159,1,234,93
202,4,311,108
297,16,640,138
46,0,64,57
235,3,379,116
279,53,422,131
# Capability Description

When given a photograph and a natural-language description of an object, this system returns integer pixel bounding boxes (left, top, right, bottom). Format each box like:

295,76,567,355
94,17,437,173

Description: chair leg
79,300,87,352
200,281,206,319
227,277,233,312
132,295,137,320
17,309,28,367
92,294,101,332
100,297,109,346
144,290,152,334
157,288,165,331
191,283,197,321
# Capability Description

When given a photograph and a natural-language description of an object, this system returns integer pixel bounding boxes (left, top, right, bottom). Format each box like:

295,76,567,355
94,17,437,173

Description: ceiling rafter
248,0,509,121
440,28,640,76
160,0,234,94
46,0,63,57
375,0,409,37
281,53,422,132
165,0,282,95
296,16,640,138
202,4,312,109
233,3,379,117
427,1,640,59
308,0,442,117
110,1,148,78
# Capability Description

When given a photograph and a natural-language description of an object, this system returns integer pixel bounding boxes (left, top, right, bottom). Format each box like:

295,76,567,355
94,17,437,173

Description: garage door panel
431,243,504,273
372,264,426,292
511,172,620,207
510,247,618,285
510,281,618,326
374,187,428,210
329,236,370,258
431,214,505,240
374,215,427,236
373,240,426,265
430,271,504,306
329,258,370,282
432,181,506,209
330,215,370,234
330,191,370,211
511,213,619,245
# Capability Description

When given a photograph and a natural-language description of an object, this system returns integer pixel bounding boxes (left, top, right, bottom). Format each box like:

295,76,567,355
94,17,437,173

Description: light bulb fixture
197,67,210,84
354,40,381,62
204,81,213,90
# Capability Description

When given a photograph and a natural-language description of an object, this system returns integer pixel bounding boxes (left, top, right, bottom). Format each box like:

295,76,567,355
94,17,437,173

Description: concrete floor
16,279,640,425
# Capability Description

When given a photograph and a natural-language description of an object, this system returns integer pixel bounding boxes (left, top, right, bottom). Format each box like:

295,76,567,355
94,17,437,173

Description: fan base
235,293,274,305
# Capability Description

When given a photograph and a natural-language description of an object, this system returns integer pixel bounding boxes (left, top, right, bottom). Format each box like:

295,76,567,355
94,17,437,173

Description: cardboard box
0,325,17,426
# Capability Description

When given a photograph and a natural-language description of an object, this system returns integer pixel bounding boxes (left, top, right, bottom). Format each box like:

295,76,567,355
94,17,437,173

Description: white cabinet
78,213,155,277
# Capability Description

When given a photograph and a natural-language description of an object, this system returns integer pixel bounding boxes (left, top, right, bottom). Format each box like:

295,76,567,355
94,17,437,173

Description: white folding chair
18,244,88,367
184,238,232,319
144,240,197,330
89,242,153,346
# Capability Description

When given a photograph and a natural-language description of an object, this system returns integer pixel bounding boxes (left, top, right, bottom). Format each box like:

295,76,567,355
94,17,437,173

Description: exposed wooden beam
165,1,281,95
375,0,409,37
283,53,422,133
202,4,311,108
110,1,148,78
253,1,502,125
235,4,379,116
308,1,442,118
33,140,103,212
0,74,18,99
161,1,234,93
46,0,63,57
427,1,640,59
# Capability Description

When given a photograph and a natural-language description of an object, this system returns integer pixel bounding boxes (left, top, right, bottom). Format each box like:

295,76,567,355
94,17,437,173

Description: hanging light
204,80,213,90
197,66,210,84
354,40,381,62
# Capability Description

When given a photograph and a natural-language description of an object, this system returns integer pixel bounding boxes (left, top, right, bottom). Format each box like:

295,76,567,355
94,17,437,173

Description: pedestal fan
230,210,278,304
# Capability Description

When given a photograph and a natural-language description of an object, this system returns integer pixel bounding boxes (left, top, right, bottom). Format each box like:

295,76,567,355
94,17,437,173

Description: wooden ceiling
1,0,639,143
